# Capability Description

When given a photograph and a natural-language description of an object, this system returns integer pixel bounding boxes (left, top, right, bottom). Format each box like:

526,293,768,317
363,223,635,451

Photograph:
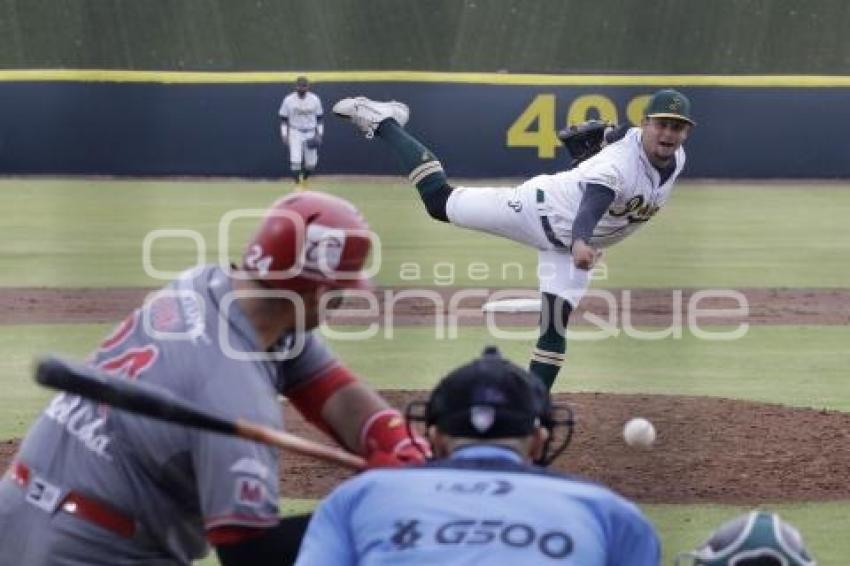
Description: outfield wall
1,0,848,74
1,73,848,178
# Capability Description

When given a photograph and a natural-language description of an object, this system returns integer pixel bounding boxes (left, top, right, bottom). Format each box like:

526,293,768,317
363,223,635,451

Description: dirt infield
279,391,850,504
2,286,850,326
1,286,849,504
2,392,848,504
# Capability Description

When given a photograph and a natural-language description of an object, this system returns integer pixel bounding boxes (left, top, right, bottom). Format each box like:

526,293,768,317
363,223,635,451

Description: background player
279,76,324,186
333,89,694,389
295,346,660,565
0,191,426,566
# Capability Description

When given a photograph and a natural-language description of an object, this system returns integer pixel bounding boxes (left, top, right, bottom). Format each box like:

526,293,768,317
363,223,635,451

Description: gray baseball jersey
0,265,337,565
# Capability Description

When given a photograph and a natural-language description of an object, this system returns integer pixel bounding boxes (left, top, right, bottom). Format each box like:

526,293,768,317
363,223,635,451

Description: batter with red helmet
0,191,426,565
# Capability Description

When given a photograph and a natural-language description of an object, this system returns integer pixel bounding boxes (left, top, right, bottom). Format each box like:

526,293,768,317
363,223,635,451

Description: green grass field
1,178,848,564
2,178,850,287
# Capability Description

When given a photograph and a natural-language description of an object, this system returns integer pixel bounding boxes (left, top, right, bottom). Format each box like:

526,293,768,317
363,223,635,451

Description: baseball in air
623,417,656,448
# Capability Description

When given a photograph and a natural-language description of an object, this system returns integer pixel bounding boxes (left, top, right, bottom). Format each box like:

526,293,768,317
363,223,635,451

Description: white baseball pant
282,127,318,172
445,183,590,307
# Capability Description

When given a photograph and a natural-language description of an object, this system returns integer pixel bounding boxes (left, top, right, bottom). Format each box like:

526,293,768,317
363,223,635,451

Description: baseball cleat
333,97,410,138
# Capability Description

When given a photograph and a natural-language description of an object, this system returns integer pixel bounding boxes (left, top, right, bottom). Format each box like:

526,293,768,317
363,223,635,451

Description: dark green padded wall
0,0,846,73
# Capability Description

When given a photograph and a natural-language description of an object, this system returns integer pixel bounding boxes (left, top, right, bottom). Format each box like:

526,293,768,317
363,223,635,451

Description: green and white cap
644,88,695,125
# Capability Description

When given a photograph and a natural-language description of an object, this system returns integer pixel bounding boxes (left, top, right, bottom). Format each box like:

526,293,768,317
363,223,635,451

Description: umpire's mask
405,345,574,466
675,510,816,566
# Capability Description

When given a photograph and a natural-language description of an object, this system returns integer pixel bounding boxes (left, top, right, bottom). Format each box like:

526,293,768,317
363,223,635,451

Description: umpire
295,346,660,565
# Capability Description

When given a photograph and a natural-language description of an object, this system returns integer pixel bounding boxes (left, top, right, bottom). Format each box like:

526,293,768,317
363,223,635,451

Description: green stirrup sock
377,119,447,197
528,292,572,390
529,340,565,391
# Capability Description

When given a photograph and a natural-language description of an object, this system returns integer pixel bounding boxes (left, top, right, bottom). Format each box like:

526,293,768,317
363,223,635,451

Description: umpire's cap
425,346,551,438
644,88,696,125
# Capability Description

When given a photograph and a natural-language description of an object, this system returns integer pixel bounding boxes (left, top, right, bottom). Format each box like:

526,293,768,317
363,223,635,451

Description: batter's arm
282,334,428,468
320,381,390,453
289,369,428,468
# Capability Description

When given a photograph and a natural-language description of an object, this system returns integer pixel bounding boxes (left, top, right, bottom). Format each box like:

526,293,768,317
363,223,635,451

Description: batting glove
361,409,431,469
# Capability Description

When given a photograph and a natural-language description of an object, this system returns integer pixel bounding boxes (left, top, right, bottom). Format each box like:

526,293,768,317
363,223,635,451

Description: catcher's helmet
675,510,816,566
242,191,372,291
405,346,574,466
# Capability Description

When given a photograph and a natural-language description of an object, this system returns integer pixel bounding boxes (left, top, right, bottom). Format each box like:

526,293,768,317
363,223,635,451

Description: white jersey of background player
279,76,324,185
333,89,694,390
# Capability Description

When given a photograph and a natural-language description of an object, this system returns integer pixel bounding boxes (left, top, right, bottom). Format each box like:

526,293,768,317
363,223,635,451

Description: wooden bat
34,355,366,470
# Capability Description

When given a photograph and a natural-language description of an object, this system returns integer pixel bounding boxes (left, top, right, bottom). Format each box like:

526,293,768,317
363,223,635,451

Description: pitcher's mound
281,391,850,504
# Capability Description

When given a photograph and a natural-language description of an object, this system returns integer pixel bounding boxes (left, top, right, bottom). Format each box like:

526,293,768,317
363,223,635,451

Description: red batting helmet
242,191,373,291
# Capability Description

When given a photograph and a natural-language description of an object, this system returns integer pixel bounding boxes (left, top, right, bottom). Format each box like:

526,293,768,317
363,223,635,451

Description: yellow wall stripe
1,69,849,87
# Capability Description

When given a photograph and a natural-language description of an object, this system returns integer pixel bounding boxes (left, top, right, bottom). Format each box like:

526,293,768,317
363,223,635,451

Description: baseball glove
558,119,611,168
305,135,322,149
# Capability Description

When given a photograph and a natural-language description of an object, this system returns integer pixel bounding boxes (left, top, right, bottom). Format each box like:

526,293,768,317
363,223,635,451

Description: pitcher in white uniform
333,89,695,390
279,76,324,185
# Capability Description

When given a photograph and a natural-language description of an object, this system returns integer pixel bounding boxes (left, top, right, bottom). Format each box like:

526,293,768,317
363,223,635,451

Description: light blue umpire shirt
295,444,660,565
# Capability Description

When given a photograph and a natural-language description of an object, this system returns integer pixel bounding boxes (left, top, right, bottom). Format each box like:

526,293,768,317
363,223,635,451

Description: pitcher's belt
7,459,136,538
536,189,568,249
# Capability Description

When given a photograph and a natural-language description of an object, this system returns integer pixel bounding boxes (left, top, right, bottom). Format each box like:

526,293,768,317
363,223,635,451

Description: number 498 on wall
506,93,651,158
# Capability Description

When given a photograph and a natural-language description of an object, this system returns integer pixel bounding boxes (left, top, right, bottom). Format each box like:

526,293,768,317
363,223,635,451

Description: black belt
536,189,568,248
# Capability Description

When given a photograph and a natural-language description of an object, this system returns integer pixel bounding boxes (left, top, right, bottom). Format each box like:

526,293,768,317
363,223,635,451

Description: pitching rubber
480,298,543,313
